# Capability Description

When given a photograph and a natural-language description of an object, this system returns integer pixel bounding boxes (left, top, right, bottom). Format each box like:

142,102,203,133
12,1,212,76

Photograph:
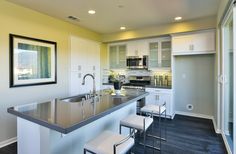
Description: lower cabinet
145,88,174,119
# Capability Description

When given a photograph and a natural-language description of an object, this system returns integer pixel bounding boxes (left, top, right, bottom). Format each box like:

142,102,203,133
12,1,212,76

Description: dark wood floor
0,115,227,154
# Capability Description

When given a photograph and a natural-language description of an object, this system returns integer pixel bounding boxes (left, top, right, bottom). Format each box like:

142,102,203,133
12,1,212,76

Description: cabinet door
149,42,159,68
70,36,100,95
192,31,215,52
159,93,171,116
127,41,138,57
118,45,126,68
145,92,159,105
172,35,193,53
109,46,117,69
161,41,171,67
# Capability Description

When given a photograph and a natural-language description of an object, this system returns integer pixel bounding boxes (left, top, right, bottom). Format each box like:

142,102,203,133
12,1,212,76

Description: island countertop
8,89,148,134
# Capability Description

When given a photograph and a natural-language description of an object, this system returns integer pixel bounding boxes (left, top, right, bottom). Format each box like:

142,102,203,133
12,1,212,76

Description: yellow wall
0,0,101,143
102,16,216,42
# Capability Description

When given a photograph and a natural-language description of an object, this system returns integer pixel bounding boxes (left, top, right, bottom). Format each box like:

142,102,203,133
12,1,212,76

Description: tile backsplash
103,68,172,84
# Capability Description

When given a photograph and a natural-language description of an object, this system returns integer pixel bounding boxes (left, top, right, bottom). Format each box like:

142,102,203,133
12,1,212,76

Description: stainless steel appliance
122,76,151,114
126,55,148,69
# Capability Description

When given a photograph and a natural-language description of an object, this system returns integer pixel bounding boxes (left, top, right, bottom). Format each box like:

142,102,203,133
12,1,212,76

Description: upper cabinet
127,40,148,57
148,38,171,69
172,30,215,55
108,37,171,70
109,44,126,69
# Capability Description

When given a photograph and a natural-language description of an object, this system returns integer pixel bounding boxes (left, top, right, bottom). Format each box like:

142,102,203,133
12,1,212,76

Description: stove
121,76,151,114
122,76,151,91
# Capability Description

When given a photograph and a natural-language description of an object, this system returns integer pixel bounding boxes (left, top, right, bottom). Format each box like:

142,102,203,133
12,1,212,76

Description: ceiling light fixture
88,10,96,14
120,26,126,30
175,16,182,21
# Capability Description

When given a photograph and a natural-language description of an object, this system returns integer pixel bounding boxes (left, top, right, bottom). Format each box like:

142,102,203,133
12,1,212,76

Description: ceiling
7,0,220,34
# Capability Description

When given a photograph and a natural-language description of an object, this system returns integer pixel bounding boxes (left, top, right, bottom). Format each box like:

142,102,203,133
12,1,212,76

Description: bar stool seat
120,114,153,131
120,114,158,152
84,131,134,154
141,104,166,115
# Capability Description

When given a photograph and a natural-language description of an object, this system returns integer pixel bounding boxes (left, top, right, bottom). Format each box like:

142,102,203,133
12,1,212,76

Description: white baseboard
175,111,213,119
221,133,232,154
212,118,221,134
0,137,17,148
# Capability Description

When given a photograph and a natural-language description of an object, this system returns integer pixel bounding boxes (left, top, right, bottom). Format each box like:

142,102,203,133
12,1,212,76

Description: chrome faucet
82,74,96,97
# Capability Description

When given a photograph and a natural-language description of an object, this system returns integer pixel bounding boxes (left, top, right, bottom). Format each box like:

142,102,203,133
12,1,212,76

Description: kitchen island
8,89,148,154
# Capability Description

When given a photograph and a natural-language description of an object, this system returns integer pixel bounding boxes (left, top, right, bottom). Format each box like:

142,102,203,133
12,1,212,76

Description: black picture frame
9,34,57,87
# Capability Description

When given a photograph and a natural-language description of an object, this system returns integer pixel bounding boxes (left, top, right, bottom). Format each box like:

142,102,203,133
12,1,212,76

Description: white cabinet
70,36,100,95
172,30,215,55
127,40,148,57
148,38,171,68
109,44,126,69
145,88,174,119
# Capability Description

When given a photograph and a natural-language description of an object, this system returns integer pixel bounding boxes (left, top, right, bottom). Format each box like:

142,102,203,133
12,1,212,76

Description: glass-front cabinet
109,44,126,69
148,38,171,69
161,41,171,67
149,42,159,68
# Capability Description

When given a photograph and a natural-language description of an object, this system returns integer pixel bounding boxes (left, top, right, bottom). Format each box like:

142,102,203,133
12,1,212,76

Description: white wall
174,55,215,116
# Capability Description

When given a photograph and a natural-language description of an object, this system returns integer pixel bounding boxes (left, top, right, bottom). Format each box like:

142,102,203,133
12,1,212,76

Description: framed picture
9,34,57,87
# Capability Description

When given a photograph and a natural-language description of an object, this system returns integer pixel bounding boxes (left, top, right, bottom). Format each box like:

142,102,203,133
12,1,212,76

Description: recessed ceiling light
120,26,126,30
175,16,182,21
88,10,96,14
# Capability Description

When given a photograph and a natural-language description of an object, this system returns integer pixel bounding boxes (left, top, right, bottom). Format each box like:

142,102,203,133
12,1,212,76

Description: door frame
219,1,235,153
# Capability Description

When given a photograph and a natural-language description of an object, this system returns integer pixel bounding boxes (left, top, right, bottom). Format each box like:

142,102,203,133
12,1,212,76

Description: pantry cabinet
145,88,174,119
172,30,215,55
70,36,100,95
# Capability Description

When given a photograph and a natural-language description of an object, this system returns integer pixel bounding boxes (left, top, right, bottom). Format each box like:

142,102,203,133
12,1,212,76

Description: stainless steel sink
61,93,100,103
61,96,86,103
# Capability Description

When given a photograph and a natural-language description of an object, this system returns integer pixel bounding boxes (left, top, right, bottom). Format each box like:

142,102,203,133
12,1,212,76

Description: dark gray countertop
145,85,172,89
102,83,172,89
8,89,148,134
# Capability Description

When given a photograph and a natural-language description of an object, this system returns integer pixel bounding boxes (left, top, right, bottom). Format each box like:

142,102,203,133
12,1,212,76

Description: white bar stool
141,102,167,151
84,130,134,154
120,114,158,152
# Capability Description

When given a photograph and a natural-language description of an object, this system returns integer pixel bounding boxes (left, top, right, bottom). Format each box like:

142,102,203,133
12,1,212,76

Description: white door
220,2,235,153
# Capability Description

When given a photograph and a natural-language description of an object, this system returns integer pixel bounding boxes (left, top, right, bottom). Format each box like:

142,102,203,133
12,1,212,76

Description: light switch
78,65,81,71
182,73,186,79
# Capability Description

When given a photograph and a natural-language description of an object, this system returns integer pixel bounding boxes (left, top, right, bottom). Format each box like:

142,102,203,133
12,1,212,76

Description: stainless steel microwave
126,56,148,69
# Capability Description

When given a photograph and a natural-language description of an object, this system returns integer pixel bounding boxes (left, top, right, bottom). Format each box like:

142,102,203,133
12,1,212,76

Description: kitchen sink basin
61,93,101,103
61,96,86,103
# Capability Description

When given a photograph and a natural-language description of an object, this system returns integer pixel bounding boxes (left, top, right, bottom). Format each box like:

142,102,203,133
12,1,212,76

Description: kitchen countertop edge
7,92,149,134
